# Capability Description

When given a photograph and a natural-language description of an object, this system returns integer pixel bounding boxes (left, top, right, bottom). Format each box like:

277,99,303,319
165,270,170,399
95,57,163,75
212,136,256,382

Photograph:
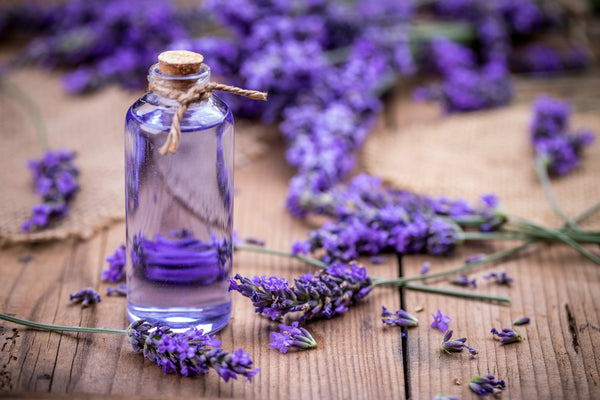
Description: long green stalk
0,312,126,335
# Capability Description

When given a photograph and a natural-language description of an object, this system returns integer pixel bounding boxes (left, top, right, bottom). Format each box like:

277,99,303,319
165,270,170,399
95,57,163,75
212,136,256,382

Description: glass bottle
124,51,234,333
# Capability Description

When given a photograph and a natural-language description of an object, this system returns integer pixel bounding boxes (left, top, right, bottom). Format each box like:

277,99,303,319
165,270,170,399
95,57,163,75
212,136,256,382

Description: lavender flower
441,330,478,357
465,253,485,263
229,262,372,321
290,174,503,262
469,375,506,396
22,149,78,232
420,261,431,275
101,243,126,282
513,317,530,326
530,95,595,176
431,309,452,332
269,321,317,354
483,271,513,285
382,306,419,327
70,287,101,307
451,274,477,288
126,320,259,381
106,283,127,297
433,395,462,400
491,327,522,344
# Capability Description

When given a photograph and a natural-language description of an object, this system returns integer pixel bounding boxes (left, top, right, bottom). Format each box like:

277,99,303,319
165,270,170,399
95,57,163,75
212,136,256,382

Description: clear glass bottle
124,52,234,333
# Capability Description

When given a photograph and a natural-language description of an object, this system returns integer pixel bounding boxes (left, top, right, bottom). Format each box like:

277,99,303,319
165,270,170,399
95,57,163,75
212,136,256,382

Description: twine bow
148,80,267,155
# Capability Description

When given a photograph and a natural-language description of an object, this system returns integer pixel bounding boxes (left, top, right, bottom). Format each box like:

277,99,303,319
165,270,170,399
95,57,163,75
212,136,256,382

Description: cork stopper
158,50,204,75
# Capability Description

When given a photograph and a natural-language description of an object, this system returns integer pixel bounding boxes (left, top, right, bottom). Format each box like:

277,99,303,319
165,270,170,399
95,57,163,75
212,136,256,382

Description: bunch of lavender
0,313,259,382
229,262,372,321
6,0,202,93
530,95,594,176
290,173,506,262
131,230,231,285
22,149,79,232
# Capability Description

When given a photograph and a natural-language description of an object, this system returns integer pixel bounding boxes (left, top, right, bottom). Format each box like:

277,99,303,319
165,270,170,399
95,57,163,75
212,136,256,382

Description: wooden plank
402,241,600,399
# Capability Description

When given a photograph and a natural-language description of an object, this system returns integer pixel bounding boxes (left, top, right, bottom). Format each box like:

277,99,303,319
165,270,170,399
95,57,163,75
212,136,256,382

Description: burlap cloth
363,73,600,228
0,68,274,246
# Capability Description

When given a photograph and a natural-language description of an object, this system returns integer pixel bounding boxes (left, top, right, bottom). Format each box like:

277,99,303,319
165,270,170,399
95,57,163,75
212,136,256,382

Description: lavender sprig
229,262,372,321
441,330,478,357
127,320,259,381
269,321,317,354
491,327,522,344
22,149,79,232
469,375,506,396
381,306,419,327
0,312,259,383
69,287,101,307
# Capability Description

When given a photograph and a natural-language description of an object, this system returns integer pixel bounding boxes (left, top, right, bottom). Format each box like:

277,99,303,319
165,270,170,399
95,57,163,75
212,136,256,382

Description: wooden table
1,84,599,400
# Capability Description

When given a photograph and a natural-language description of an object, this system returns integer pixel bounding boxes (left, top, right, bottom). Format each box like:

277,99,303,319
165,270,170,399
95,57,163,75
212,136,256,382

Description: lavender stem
0,312,127,335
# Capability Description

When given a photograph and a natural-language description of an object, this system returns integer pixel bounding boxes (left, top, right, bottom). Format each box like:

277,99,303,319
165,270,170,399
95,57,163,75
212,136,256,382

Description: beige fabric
0,68,274,246
363,74,600,228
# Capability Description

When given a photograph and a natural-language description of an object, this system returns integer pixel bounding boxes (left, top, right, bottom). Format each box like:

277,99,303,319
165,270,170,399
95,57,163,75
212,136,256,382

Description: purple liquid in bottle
124,61,233,333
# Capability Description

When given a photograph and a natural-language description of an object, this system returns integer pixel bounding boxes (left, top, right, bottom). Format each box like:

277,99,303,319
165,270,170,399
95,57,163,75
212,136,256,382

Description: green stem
0,79,49,151
234,244,328,269
403,284,510,303
460,232,528,241
511,217,600,265
535,157,579,230
0,312,127,335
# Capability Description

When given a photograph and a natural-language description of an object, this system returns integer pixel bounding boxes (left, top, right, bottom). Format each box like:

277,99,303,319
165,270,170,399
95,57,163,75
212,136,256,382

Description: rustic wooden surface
1,75,600,399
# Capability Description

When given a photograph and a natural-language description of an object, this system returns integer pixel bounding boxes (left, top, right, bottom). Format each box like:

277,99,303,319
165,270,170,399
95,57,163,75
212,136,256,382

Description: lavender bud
441,330,477,357
451,274,476,288
70,287,101,307
381,306,419,327
513,317,530,326
106,283,127,297
483,270,513,285
469,375,506,396
491,327,523,344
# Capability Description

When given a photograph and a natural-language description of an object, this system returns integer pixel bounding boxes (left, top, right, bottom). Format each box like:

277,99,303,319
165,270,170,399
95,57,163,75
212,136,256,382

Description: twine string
148,80,267,155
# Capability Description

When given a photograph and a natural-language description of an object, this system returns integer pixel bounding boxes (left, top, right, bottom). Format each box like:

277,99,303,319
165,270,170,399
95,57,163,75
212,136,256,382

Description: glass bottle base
127,301,232,333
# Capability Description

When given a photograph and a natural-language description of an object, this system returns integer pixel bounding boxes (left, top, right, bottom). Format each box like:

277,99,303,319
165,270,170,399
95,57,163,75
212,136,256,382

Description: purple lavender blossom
530,95,595,176
22,149,78,232
70,287,101,307
229,262,372,321
289,174,503,262
382,306,419,327
106,283,127,297
126,320,259,381
433,395,462,400
101,244,126,282
441,330,478,357
491,327,522,344
513,316,530,326
420,261,431,275
469,374,506,396
483,271,513,285
431,309,452,332
451,274,476,288
269,321,317,354
465,253,486,264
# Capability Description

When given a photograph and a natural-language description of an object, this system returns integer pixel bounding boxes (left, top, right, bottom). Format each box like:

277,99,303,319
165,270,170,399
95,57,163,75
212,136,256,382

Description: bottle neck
148,63,211,92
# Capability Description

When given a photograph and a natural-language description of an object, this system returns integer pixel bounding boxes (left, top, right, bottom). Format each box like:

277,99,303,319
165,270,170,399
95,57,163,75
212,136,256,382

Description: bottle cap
158,50,204,75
